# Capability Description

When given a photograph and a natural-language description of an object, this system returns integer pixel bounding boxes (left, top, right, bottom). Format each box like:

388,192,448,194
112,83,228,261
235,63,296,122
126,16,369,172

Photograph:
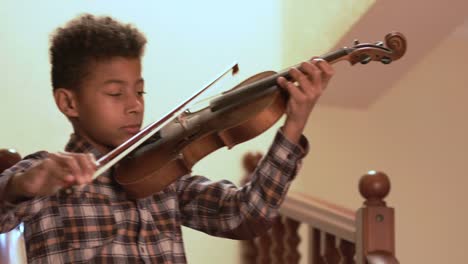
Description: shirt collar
64,133,103,159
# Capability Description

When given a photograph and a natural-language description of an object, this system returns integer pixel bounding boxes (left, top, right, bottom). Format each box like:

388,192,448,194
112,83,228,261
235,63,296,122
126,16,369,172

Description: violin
0,32,406,199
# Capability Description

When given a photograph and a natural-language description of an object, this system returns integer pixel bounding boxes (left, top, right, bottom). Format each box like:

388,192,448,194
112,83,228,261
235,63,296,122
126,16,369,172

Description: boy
0,14,334,263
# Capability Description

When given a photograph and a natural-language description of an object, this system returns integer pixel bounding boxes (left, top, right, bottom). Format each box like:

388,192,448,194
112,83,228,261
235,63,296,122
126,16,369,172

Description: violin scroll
336,32,407,66
384,32,407,60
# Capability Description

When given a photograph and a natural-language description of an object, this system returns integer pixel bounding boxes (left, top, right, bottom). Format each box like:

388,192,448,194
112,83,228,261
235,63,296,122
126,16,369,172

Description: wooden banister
240,152,398,264
279,192,355,242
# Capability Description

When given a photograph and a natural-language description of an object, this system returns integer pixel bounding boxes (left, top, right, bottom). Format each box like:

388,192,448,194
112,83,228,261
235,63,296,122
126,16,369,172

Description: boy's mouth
121,124,141,134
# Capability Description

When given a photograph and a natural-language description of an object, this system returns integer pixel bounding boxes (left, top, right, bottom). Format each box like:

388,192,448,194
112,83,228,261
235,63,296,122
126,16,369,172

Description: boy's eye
137,91,146,96
108,93,122,97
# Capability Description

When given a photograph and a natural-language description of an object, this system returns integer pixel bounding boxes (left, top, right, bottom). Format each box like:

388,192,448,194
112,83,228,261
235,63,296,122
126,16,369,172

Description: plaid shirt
0,130,307,263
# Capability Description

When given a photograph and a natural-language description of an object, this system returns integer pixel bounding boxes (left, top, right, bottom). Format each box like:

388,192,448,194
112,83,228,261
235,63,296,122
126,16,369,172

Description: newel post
0,148,21,173
356,171,399,264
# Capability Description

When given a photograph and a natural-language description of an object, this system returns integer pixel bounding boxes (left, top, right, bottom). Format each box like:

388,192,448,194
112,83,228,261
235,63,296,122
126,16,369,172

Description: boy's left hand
277,58,334,144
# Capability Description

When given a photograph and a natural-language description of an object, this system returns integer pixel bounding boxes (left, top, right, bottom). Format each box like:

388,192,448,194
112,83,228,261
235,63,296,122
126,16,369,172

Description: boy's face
71,57,145,153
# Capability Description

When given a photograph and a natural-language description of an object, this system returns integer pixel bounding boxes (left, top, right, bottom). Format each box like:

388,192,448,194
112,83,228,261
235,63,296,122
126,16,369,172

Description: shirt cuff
277,127,309,158
0,173,20,208
263,128,309,179
0,168,34,208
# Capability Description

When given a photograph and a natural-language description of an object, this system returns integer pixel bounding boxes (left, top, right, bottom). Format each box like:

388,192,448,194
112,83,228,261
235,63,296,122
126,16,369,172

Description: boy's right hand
5,152,96,202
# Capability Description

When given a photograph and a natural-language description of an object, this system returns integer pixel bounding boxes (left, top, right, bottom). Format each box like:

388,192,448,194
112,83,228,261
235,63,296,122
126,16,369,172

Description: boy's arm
176,129,307,239
0,155,49,233
177,58,332,238
0,151,96,233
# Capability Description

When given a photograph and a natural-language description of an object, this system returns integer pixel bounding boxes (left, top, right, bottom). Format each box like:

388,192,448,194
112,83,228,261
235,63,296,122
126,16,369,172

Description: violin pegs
354,39,360,45
359,54,372,64
381,57,392,64
375,41,384,47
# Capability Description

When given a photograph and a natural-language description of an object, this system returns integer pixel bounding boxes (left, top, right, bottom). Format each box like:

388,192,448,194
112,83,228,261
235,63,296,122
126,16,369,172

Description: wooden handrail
279,192,355,242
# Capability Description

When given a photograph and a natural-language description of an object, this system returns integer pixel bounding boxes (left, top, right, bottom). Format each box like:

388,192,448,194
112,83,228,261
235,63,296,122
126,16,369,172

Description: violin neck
209,48,349,112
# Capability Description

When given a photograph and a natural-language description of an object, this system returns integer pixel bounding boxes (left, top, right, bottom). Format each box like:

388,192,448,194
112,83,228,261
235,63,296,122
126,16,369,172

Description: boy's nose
126,94,144,114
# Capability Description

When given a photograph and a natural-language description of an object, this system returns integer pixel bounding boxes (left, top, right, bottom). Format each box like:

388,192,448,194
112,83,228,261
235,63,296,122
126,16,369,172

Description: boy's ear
54,88,79,118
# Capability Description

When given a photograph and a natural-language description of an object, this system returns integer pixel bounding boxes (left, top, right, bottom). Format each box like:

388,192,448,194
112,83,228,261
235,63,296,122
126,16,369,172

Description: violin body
115,71,286,198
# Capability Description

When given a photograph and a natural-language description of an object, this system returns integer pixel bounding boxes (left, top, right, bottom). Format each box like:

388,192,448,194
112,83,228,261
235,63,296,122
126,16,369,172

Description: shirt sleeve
176,129,308,239
0,152,50,233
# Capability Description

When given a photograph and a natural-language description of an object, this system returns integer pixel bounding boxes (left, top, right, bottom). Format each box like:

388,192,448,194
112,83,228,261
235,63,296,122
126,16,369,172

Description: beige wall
289,31,468,264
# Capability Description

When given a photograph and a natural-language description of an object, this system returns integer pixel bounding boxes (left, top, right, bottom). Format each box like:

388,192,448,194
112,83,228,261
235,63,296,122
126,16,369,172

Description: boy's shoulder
22,150,49,161
1,151,49,177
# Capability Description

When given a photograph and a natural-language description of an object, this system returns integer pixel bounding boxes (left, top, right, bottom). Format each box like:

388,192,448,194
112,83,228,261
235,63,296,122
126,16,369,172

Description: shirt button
64,188,73,195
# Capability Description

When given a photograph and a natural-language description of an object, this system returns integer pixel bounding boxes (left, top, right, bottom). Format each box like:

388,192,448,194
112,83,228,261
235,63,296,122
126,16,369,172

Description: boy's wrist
3,173,31,204
283,119,306,144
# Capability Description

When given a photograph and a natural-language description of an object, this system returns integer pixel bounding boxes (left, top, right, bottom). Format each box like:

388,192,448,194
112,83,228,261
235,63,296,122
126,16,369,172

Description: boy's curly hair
50,14,147,91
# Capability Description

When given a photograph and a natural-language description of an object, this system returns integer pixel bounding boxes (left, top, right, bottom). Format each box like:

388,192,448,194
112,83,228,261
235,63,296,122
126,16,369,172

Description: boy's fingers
313,59,334,85
277,76,304,103
61,153,83,183
289,67,311,94
46,152,97,186
299,62,322,96
74,153,96,184
41,156,74,185
49,152,82,184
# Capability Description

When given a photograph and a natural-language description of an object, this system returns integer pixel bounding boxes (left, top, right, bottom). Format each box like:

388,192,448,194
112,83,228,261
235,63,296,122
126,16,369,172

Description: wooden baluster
339,239,355,264
284,217,301,264
320,233,340,264
240,239,258,264
356,171,399,264
310,228,321,264
271,217,285,264
239,152,263,263
257,229,273,264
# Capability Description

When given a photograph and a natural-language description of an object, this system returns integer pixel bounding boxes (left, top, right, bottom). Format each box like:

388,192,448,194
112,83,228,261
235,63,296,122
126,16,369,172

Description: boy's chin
103,132,140,151
115,134,137,145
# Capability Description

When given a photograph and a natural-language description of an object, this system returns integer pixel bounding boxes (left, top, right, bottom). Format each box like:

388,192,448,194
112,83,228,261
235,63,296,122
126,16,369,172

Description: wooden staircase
240,152,398,264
